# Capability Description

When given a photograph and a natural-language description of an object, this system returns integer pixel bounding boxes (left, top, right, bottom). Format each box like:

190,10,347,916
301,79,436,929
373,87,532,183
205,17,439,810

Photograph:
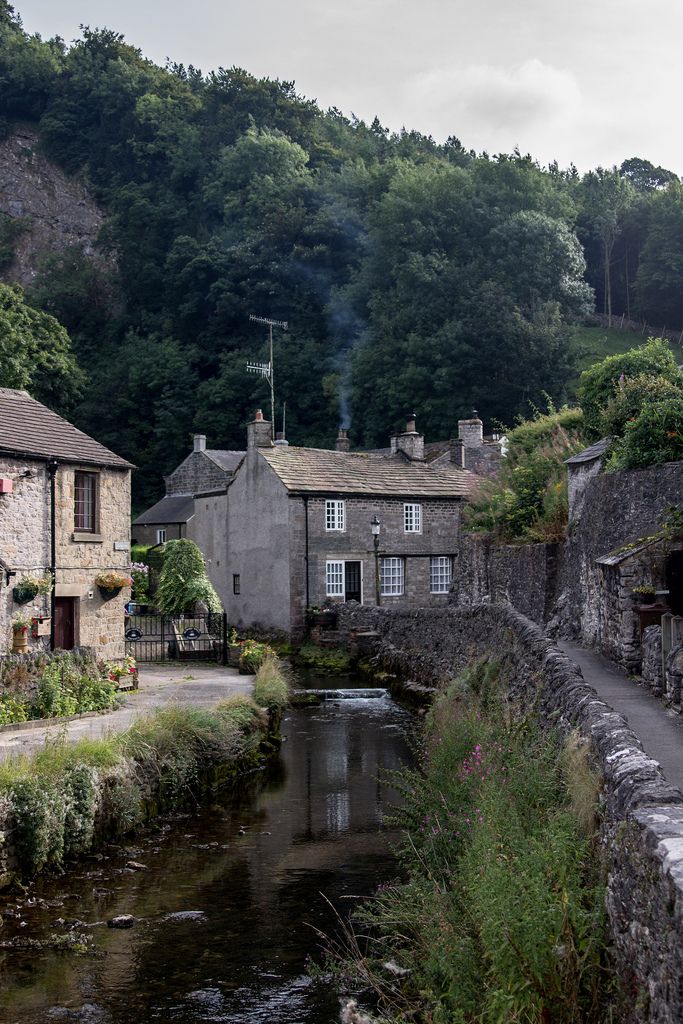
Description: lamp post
371,515,381,606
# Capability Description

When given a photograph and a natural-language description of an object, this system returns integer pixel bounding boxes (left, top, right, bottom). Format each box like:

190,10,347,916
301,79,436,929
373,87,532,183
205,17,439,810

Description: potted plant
306,603,338,628
11,613,31,652
95,570,133,600
632,584,657,605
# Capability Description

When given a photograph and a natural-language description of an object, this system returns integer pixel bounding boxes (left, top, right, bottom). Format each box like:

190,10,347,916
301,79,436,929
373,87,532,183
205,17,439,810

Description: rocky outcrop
0,125,104,287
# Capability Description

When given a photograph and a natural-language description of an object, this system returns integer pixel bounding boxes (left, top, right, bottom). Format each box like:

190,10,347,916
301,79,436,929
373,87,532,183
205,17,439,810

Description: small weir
0,675,413,1024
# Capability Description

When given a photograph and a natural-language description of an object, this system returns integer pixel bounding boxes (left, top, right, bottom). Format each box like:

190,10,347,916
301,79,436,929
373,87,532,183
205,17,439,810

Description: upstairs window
404,503,422,533
74,472,97,532
325,499,345,532
380,556,404,596
430,556,452,593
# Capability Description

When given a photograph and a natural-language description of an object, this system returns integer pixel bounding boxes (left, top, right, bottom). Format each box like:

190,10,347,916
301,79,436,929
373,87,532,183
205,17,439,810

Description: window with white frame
380,556,404,596
404,503,422,533
156,528,167,544
326,560,344,596
325,499,345,532
430,556,452,593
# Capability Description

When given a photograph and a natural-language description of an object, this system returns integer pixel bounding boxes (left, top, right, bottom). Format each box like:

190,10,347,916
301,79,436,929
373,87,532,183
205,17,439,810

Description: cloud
405,58,582,153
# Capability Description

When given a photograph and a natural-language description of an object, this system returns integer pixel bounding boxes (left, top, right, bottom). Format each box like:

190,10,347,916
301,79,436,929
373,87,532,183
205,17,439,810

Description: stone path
0,663,252,761
560,640,683,793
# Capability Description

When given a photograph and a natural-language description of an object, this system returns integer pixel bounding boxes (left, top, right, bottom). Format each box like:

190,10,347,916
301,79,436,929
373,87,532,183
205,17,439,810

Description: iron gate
125,612,228,663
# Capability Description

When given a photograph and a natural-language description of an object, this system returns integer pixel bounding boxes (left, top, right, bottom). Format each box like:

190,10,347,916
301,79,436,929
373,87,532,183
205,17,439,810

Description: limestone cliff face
0,125,104,287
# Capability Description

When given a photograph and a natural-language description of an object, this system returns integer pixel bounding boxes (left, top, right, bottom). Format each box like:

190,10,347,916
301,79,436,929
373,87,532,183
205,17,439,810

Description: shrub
31,652,119,718
578,337,683,439
608,395,683,470
463,410,584,541
296,641,353,674
253,654,290,711
238,638,277,673
156,539,221,614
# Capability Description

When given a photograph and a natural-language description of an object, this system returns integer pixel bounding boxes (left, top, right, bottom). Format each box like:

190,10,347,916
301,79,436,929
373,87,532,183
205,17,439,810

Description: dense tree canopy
0,7,681,506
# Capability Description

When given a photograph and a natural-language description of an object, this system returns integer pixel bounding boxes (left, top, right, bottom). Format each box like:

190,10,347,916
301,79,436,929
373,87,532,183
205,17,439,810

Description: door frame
344,559,363,604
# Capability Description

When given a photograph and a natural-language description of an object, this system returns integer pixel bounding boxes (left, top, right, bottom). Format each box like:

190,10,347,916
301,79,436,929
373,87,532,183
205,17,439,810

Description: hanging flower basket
12,580,39,605
95,571,132,601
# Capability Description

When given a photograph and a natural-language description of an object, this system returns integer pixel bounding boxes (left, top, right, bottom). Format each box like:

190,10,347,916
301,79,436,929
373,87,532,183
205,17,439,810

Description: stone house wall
302,495,461,615
54,464,131,660
0,456,131,660
336,601,683,1023
0,456,50,655
165,451,230,496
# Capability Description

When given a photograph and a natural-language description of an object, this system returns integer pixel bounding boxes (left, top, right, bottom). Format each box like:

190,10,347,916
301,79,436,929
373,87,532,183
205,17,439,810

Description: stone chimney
274,430,289,447
335,427,350,453
193,434,207,453
392,413,424,461
247,409,272,449
458,410,483,448
450,437,465,467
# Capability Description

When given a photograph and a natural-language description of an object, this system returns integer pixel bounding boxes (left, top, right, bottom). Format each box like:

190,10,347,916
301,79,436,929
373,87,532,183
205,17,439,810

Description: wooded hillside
1,2,681,506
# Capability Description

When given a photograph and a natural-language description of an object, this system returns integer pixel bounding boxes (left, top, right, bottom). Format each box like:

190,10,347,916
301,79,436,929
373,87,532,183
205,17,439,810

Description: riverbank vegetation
0,657,289,882
323,659,609,1023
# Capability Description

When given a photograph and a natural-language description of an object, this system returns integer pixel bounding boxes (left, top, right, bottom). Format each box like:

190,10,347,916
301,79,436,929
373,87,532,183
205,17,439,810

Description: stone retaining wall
339,601,683,1024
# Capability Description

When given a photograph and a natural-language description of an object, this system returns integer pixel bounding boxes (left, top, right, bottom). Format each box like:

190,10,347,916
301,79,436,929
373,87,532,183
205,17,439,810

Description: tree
0,282,85,412
633,182,683,327
578,168,636,326
156,539,221,614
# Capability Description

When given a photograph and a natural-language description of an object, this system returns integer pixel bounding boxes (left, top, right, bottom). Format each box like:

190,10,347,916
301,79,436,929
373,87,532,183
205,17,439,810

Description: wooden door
54,597,77,650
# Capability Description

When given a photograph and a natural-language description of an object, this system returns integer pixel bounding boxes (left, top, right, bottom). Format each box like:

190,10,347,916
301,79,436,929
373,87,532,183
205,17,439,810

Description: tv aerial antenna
247,315,288,440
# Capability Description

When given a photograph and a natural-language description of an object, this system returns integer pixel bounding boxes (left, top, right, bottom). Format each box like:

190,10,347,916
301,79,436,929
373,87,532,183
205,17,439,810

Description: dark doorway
344,561,362,603
54,597,78,650
666,551,683,616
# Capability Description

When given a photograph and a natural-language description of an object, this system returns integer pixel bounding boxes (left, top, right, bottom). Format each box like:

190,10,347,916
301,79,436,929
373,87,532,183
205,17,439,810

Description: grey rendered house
220,411,473,637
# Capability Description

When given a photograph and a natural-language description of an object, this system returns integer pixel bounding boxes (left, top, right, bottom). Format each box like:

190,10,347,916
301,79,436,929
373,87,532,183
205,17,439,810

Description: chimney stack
392,412,424,461
193,434,207,453
335,427,350,453
274,430,289,447
458,410,483,448
247,409,273,449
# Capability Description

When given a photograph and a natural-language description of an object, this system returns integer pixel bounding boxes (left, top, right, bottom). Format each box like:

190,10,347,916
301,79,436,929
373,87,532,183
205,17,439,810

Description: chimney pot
255,409,264,421
193,434,207,453
406,413,417,433
335,427,350,453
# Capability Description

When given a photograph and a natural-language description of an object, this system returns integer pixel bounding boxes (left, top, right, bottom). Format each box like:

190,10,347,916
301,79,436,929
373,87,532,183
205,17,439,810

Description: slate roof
204,450,245,473
0,388,134,469
565,437,612,466
132,494,195,526
258,446,473,497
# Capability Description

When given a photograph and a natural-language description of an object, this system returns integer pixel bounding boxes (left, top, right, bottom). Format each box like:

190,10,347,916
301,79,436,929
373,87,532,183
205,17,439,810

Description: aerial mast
247,315,288,440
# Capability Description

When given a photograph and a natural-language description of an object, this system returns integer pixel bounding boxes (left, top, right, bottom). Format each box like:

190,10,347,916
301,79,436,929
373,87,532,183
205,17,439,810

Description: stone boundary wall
339,601,683,1024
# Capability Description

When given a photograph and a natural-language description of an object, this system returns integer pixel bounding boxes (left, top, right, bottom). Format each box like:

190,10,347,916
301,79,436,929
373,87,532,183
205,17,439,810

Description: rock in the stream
107,915,137,929
125,861,147,871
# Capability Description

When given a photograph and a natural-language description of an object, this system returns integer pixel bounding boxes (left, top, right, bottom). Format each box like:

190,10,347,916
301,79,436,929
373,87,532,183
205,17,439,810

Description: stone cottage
132,434,244,546
210,411,474,637
0,388,134,658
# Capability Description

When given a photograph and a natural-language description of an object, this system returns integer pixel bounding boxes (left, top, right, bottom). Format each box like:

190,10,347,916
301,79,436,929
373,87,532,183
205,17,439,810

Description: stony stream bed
0,678,412,1023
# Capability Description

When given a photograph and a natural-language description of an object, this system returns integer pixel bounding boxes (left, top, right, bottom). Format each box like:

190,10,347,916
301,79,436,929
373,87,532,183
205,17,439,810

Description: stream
0,675,413,1023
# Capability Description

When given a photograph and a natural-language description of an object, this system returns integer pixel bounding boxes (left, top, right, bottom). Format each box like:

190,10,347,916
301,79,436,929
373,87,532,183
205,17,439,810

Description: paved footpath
560,640,683,794
0,663,252,761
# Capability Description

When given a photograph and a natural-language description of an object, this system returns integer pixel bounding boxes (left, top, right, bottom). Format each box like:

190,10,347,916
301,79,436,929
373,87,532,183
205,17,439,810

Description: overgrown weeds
319,658,608,1023
253,654,290,711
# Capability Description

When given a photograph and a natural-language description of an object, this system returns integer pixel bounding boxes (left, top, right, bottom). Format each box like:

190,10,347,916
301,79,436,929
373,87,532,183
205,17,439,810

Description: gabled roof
565,437,612,466
258,446,473,497
204,450,245,473
132,494,195,526
0,388,134,469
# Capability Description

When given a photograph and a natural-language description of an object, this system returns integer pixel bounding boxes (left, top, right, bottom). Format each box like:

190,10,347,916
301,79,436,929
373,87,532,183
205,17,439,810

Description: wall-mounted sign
114,541,130,551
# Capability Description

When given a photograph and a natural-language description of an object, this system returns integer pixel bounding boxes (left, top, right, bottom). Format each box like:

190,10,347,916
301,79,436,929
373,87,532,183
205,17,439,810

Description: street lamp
371,515,381,606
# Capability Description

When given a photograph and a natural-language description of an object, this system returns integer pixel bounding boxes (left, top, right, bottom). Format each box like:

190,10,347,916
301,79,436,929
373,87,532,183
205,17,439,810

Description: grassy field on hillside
567,324,682,397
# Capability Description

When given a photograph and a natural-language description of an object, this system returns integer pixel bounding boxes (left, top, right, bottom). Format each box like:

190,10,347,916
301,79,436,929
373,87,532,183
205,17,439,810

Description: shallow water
0,679,413,1024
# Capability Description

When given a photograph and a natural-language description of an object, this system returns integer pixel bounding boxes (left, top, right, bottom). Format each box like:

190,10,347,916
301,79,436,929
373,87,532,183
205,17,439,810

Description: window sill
71,533,103,543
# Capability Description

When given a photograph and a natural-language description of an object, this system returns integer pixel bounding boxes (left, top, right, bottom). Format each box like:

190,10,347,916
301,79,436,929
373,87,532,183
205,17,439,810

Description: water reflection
0,690,412,1024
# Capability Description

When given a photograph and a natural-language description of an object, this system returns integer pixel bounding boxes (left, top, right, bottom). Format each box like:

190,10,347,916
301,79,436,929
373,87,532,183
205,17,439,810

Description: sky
15,0,683,174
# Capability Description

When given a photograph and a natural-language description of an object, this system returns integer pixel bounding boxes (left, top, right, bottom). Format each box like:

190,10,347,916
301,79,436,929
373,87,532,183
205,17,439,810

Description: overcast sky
15,0,683,174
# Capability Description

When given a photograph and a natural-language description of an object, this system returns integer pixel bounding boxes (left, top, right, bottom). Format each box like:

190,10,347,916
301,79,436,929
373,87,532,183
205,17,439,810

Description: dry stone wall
338,601,683,1023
